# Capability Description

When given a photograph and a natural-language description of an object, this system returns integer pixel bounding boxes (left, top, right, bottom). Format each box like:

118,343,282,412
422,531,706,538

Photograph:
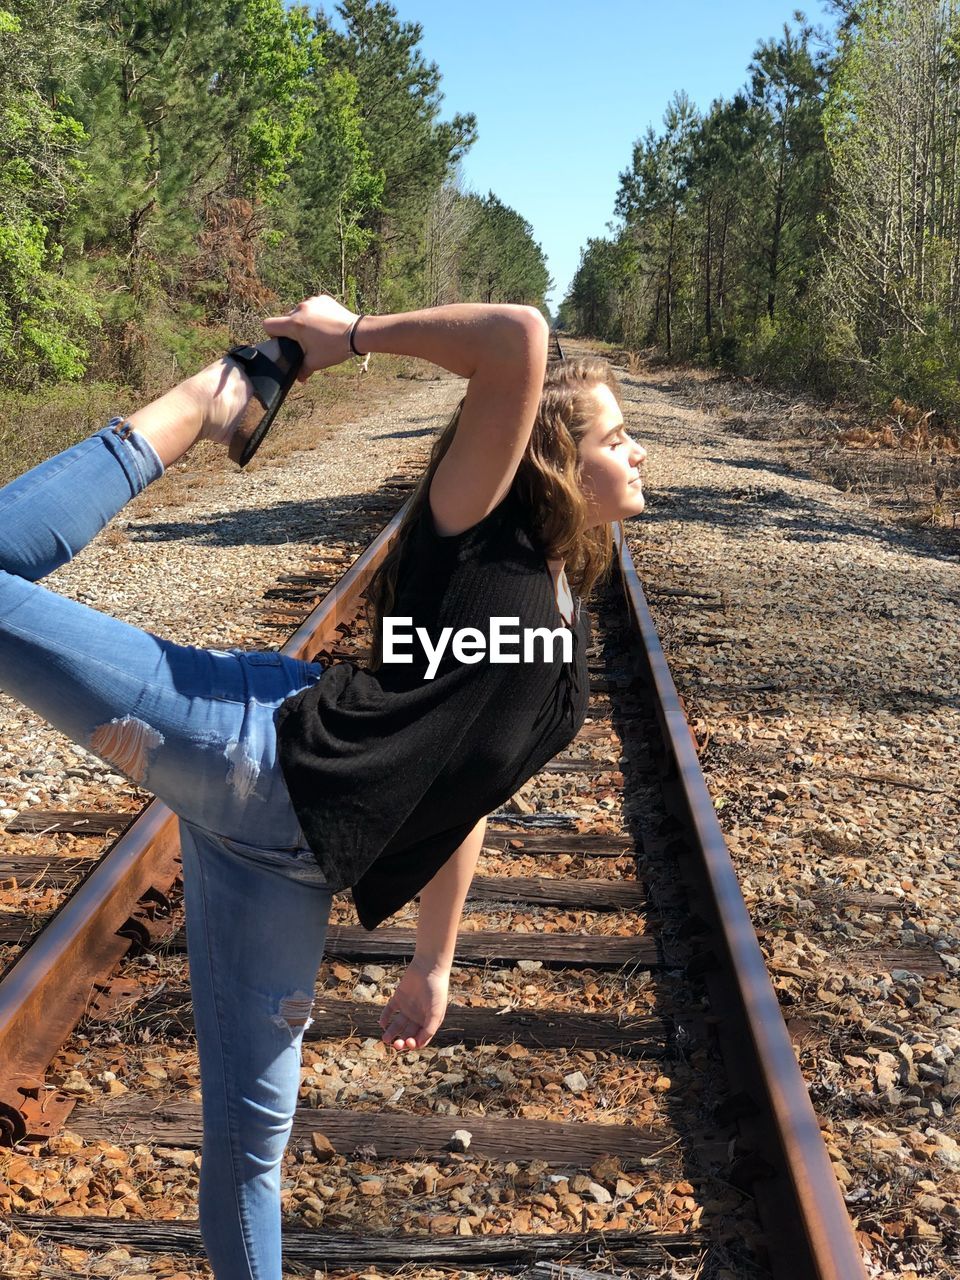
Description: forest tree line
1,0,551,393
559,0,960,423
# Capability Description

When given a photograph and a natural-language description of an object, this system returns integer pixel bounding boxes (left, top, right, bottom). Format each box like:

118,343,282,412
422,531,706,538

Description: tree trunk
666,206,676,355
717,201,729,332
337,198,347,301
767,117,787,323
649,282,662,347
706,192,716,337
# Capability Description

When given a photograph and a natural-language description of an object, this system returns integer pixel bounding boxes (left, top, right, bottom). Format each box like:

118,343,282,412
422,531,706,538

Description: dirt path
586,341,960,1280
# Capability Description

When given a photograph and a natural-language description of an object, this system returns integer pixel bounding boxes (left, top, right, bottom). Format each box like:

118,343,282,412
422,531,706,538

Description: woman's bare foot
195,357,260,447
124,351,266,468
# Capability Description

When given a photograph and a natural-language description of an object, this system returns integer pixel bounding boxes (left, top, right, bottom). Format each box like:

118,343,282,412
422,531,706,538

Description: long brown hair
364,356,623,671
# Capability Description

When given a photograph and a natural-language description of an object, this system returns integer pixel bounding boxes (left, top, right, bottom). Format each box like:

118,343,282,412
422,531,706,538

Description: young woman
0,294,646,1278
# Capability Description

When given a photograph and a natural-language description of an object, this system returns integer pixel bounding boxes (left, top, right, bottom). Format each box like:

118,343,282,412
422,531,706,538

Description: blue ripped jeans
0,422,333,1279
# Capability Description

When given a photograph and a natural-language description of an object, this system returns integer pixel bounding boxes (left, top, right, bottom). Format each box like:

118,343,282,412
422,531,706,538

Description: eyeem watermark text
382,616,573,679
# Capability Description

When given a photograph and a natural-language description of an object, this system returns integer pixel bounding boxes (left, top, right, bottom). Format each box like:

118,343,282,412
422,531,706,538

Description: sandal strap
227,340,301,411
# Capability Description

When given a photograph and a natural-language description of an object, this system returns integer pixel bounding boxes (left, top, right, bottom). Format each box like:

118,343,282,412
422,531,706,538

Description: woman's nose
632,443,647,466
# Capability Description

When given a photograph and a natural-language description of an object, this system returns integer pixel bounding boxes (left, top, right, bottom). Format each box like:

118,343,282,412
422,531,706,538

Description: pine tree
314,0,476,310
0,1,93,386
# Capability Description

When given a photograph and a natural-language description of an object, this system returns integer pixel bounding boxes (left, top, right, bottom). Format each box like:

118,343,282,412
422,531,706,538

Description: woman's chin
607,499,645,525
590,492,646,525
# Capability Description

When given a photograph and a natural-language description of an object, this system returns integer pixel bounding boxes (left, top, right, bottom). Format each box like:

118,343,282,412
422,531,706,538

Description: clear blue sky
319,1,839,315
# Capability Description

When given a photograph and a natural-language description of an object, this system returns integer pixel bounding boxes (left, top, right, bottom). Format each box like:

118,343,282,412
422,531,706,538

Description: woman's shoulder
416,484,524,546
403,487,543,577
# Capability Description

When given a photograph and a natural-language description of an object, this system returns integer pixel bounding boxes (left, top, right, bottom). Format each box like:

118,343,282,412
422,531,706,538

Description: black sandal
225,336,305,467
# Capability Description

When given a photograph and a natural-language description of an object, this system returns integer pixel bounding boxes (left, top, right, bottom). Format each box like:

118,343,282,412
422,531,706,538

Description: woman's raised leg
0,420,165,583
0,356,327,841
0,353,260,585
0,367,333,1279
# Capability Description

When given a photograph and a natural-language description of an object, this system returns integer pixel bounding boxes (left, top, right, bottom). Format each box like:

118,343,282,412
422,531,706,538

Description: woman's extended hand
378,956,450,1051
262,294,360,382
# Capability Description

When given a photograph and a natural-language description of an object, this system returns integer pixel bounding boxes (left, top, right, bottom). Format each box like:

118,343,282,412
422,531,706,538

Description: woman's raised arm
264,294,549,536
263,295,547,382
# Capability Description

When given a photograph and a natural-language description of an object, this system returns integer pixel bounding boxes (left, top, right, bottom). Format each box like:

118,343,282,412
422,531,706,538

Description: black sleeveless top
275,487,591,930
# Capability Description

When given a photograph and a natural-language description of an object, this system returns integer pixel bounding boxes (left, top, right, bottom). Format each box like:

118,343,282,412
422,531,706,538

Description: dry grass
0,380,125,486
0,351,444,507
571,338,960,535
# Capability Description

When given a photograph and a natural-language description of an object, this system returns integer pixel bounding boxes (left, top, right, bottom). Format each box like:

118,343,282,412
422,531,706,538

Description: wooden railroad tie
63,1094,730,1168
7,1216,707,1266
86,988,683,1057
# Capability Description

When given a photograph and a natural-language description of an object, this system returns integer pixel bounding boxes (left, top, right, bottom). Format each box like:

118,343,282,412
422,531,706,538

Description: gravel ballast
611,350,960,1279
2,348,959,1276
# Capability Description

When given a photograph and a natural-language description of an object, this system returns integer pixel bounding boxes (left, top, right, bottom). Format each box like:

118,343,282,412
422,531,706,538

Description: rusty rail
0,508,405,1143
614,518,868,1280
0,465,867,1278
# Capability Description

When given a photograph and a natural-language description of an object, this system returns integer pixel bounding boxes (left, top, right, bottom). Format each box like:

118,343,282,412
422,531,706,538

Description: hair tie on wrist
349,315,367,357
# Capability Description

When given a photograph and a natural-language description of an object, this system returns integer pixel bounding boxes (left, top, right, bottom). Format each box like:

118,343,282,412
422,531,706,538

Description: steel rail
0,508,405,1143
0,404,866,1278
0,806,181,1143
614,518,868,1280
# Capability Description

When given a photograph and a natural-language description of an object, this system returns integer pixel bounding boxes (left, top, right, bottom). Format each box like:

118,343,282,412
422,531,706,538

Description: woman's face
576,384,647,527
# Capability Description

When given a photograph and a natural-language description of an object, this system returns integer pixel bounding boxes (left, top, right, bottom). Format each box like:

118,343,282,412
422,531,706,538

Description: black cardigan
275,488,591,929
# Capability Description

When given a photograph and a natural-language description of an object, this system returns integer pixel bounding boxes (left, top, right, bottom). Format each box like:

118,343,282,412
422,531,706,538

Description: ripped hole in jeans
90,715,163,783
273,989,315,1035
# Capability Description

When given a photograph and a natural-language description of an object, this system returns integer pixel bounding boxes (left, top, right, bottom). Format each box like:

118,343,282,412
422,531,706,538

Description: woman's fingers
419,1013,443,1045
383,1017,439,1051
262,314,294,336
377,963,449,1051
378,1002,398,1028
379,1002,408,1029
386,1026,420,1049
380,1004,422,1048
263,314,315,382
383,1011,417,1037
261,296,358,377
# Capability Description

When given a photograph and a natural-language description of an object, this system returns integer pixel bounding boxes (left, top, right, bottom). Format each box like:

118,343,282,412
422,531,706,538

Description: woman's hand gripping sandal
225,335,305,468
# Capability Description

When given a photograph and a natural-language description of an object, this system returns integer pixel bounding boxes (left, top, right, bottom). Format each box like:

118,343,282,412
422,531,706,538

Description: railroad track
0,334,869,1279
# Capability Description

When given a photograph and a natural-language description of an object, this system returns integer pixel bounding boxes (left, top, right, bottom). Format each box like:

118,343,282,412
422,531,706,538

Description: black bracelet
349,315,367,357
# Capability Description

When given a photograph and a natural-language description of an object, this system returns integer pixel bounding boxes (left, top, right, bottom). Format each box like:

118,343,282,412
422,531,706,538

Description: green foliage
0,0,549,403
738,296,862,396
560,8,960,421
456,193,550,306
0,2,93,384
292,62,385,305
566,237,626,340
150,302,229,378
875,315,960,420
218,0,318,200
313,0,478,309
820,0,960,400
0,211,95,386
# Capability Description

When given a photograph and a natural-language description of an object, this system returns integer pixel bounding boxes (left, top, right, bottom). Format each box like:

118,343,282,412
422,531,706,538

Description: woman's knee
226,1080,302,1174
